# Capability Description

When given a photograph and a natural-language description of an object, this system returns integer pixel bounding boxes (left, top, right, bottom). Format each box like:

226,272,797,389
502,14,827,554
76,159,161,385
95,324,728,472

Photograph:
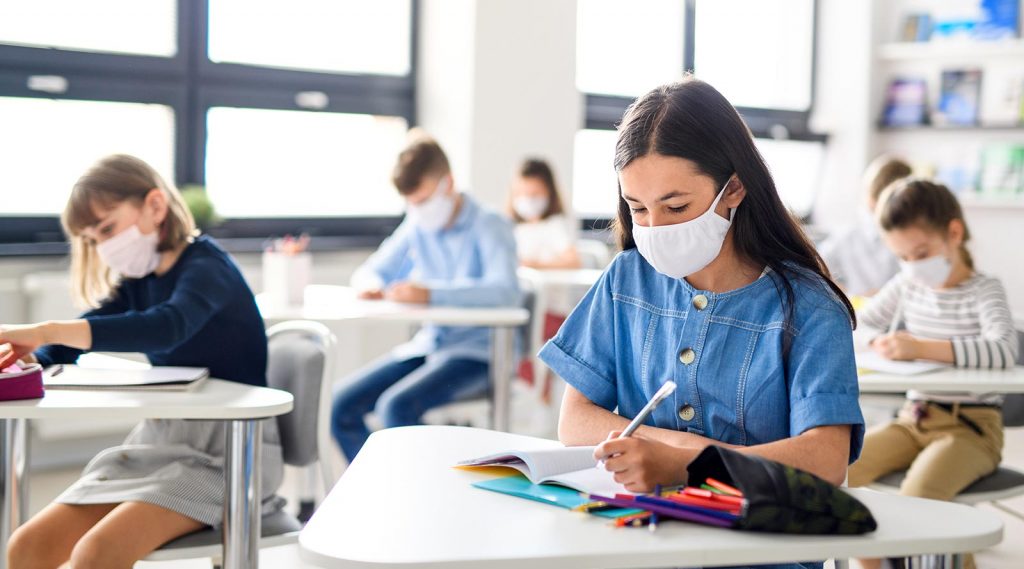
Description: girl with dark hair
506,158,581,269
538,78,865,517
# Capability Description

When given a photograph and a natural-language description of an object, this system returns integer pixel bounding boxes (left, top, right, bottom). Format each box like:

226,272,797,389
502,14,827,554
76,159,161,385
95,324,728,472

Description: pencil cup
262,251,312,307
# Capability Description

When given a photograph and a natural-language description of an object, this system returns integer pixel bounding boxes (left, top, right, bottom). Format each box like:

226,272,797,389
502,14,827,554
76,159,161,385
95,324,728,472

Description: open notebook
43,364,209,391
457,446,629,496
856,351,949,376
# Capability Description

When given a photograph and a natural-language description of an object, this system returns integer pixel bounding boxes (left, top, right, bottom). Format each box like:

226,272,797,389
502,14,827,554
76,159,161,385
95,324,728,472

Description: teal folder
473,475,644,519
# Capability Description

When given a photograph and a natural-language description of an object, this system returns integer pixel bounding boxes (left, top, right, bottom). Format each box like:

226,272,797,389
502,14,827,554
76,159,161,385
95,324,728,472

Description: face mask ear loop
714,176,735,222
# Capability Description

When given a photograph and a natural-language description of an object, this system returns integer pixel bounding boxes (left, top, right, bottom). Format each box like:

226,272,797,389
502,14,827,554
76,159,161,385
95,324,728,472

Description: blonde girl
0,154,282,569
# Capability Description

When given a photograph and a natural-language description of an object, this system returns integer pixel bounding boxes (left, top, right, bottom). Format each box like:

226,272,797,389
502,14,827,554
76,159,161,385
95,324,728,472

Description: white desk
0,379,293,569
858,366,1024,394
257,285,529,431
300,426,1003,569
516,267,603,289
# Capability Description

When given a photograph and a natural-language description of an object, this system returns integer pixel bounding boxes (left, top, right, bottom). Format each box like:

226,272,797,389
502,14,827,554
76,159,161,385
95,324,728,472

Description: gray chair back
266,321,337,486
1001,329,1024,427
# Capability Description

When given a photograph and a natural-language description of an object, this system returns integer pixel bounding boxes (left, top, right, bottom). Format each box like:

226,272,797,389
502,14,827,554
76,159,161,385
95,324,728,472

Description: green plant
179,185,221,231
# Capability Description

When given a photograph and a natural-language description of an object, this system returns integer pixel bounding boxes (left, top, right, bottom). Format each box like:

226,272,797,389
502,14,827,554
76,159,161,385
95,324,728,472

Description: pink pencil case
0,363,45,401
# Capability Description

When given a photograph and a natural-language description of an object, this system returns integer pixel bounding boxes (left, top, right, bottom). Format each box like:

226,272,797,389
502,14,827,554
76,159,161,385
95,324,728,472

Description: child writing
819,155,911,296
538,77,864,569
507,158,581,269
332,133,519,462
847,178,1017,569
0,155,282,569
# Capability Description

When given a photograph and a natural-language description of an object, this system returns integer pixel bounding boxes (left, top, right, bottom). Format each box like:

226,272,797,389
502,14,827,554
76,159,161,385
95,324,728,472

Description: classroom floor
22,422,1024,568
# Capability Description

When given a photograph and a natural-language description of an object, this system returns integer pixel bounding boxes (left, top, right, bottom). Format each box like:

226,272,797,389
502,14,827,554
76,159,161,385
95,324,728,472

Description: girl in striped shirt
848,178,1017,569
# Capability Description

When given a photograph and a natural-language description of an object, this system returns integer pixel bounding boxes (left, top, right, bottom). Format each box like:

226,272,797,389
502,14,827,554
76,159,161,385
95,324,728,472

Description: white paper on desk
856,351,950,375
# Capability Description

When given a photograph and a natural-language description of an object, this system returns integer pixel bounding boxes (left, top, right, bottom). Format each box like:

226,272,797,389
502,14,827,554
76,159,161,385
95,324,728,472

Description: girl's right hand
871,331,920,361
0,324,48,367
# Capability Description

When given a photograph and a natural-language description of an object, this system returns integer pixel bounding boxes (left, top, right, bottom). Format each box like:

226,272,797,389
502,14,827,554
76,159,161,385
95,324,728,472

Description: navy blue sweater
35,236,267,386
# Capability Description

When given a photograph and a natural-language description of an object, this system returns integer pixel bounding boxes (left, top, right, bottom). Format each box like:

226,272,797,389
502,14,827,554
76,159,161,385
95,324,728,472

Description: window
0,0,416,251
208,0,411,75
0,98,175,216
0,0,177,57
572,129,619,218
205,107,408,217
574,0,822,219
576,0,686,98
694,0,814,112
754,138,825,220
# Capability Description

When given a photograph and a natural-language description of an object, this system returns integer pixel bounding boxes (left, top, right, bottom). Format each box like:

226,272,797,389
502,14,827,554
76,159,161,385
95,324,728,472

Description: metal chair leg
991,500,1024,522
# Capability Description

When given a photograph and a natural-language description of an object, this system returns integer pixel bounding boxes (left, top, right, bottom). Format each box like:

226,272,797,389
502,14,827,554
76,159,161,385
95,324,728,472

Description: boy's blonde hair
863,155,912,204
62,154,196,307
876,178,974,270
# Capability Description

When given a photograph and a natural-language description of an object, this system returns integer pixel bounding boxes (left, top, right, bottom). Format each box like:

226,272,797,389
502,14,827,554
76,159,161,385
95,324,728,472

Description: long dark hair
612,77,856,342
508,158,566,223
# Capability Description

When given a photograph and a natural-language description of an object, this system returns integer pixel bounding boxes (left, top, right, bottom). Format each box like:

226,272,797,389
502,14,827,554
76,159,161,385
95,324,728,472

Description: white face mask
407,177,455,232
632,179,734,279
513,196,549,220
900,254,952,288
96,224,161,278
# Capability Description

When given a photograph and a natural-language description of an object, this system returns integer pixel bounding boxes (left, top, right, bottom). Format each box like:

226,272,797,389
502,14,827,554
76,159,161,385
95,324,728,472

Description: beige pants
849,401,1004,499
848,402,1003,569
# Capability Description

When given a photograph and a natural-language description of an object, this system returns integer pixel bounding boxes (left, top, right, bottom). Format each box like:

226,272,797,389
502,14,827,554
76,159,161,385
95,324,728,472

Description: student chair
869,330,1024,521
144,320,337,565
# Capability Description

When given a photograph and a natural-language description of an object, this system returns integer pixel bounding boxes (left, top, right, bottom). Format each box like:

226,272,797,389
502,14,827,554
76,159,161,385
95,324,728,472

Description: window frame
0,0,417,254
578,0,827,225
583,0,823,140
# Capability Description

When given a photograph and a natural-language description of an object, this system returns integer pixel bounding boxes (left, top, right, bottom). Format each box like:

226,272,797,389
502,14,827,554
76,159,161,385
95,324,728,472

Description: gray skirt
57,418,284,527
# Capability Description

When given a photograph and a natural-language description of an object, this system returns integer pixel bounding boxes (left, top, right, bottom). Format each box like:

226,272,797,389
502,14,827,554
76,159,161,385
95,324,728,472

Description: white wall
810,0,877,227
417,0,582,210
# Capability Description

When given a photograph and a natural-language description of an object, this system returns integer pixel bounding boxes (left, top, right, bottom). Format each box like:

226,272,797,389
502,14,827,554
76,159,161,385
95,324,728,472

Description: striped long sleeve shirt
859,272,1019,403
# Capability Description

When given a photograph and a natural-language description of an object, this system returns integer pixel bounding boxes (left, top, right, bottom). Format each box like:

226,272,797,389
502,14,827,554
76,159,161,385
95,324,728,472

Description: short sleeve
537,266,618,410
787,298,866,463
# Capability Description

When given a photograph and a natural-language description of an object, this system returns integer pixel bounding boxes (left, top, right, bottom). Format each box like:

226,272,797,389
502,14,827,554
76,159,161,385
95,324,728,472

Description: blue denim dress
539,250,865,569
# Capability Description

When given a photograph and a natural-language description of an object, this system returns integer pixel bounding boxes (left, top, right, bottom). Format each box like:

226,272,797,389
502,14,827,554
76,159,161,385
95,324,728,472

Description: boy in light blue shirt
331,134,520,461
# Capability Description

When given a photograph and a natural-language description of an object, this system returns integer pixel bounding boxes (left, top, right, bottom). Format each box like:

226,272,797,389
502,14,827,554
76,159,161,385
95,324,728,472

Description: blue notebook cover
473,475,643,519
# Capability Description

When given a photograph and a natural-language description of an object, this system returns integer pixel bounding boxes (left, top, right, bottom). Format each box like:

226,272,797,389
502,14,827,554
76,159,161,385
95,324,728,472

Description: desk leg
223,419,262,569
491,326,514,432
0,418,29,569
900,554,964,569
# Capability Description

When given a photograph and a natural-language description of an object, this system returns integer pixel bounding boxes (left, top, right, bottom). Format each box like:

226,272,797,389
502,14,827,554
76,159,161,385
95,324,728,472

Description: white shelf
878,39,1024,61
959,195,1024,209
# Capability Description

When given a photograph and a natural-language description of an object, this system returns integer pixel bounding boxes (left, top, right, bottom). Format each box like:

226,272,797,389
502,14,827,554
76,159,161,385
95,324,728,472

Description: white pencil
888,294,903,335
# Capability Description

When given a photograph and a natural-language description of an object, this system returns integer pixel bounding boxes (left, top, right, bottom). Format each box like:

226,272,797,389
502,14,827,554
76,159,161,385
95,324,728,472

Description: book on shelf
881,77,929,127
978,144,1024,198
901,13,933,42
1020,77,1024,122
980,68,1024,125
935,69,983,126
